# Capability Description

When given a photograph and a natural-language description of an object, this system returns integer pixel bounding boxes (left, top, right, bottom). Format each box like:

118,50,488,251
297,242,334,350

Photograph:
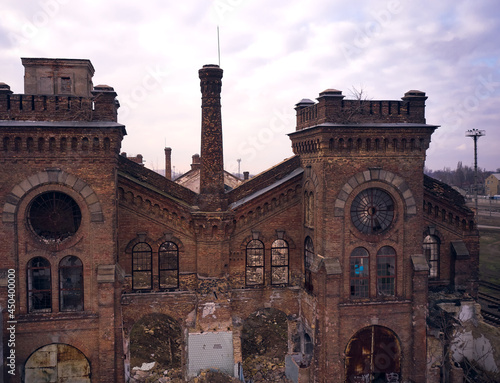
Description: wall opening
25,343,90,382
345,325,401,382
129,313,182,371
242,308,288,380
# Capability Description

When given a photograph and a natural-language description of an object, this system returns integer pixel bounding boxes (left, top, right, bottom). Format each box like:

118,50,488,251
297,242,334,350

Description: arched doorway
25,344,90,382
130,313,182,370
345,325,401,383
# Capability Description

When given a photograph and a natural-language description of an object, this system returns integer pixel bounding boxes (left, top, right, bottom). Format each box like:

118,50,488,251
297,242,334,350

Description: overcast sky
1,0,499,176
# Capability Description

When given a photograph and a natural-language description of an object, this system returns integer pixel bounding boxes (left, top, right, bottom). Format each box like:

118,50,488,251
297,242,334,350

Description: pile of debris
243,355,293,383
128,364,241,383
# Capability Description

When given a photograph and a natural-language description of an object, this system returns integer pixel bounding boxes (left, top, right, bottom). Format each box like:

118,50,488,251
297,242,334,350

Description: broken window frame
132,242,153,290
271,239,289,285
159,241,179,290
304,236,314,292
423,235,440,279
376,246,396,297
246,239,265,286
27,257,52,313
59,255,84,312
350,247,369,299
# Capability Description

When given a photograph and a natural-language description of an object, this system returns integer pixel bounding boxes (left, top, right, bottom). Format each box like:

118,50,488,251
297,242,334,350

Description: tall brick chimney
198,64,225,209
164,147,172,180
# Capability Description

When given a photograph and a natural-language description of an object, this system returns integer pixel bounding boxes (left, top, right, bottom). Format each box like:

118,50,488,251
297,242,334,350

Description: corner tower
289,89,438,382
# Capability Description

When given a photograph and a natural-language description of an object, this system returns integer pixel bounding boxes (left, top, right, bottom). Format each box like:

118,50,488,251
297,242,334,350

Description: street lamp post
465,129,486,215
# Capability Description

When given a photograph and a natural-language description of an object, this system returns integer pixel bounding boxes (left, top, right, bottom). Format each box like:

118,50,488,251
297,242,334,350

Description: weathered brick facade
0,58,479,382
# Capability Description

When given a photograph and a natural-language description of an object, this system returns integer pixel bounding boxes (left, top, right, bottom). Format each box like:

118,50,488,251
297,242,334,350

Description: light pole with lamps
465,128,486,215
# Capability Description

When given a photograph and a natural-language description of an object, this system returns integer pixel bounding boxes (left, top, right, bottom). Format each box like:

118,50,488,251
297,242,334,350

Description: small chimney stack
243,171,249,181
164,147,172,180
191,154,201,170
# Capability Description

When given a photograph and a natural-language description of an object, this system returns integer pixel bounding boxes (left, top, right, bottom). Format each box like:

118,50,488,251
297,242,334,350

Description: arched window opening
27,257,51,313
3,136,10,151
305,191,315,228
377,246,396,296
350,247,369,298
27,191,82,242
49,137,56,152
304,236,314,292
246,240,264,286
59,256,83,312
423,235,440,279
132,243,152,290
81,137,89,151
271,239,289,285
14,137,21,151
38,137,45,152
159,241,179,290
27,137,34,152
25,344,90,382
60,137,67,151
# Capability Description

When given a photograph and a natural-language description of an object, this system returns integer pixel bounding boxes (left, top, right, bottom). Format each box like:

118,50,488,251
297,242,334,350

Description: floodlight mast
465,129,485,215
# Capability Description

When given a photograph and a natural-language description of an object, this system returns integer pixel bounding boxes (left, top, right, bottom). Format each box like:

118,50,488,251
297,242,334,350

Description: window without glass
132,243,152,290
271,239,289,285
350,247,369,298
28,191,82,242
159,241,179,289
27,257,52,313
350,188,394,235
246,240,264,286
60,77,71,94
377,246,396,296
304,236,314,292
423,235,440,279
59,256,83,311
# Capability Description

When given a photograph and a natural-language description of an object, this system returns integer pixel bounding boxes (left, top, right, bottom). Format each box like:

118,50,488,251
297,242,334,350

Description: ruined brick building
0,58,479,382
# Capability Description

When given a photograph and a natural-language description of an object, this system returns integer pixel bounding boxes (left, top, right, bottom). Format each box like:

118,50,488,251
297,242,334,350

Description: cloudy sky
1,0,499,176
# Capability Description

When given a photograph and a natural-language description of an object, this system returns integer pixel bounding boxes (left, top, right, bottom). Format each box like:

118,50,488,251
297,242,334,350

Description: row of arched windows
2,135,112,153
27,256,83,313
245,239,289,286
424,200,475,231
132,241,179,290
328,137,424,152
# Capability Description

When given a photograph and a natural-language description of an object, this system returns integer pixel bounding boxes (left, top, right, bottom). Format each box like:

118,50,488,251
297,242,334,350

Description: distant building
0,58,481,382
485,173,500,196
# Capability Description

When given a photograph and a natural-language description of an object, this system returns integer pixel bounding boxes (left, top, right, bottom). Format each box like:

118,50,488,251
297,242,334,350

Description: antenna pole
217,26,221,67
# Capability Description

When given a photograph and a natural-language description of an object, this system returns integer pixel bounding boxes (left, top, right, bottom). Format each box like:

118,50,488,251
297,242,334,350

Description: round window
350,188,394,235
28,191,82,242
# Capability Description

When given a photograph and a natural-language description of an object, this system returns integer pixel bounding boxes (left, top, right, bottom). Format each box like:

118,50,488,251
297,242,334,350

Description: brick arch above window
333,168,416,218
124,233,156,254
2,169,104,223
155,233,185,252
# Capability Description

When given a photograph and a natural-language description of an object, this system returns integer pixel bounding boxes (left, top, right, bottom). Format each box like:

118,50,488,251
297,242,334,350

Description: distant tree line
425,162,498,194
